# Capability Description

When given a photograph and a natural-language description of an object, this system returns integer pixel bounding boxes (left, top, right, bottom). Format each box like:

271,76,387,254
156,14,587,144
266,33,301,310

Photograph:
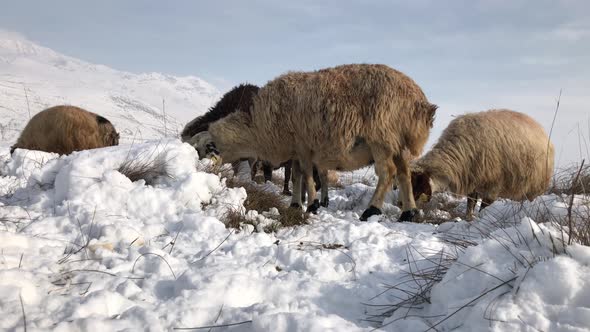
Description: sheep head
409,163,433,203
97,115,120,146
410,162,454,204
188,131,221,164
207,111,257,164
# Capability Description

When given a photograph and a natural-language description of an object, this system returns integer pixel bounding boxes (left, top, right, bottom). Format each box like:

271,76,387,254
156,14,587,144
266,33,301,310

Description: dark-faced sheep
204,64,437,222
410,109,555,220
182,84,323,199
10,105,119,155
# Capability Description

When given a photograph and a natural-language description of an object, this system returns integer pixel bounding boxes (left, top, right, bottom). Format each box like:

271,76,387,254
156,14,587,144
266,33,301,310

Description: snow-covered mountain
0,31,221,147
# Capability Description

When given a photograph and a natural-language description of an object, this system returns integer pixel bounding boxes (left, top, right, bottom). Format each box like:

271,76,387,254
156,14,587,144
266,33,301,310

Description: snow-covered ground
1,142,589,332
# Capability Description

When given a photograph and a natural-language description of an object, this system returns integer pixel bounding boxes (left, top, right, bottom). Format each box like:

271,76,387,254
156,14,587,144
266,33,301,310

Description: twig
424,277,517,332
208,305,224,332
169,223,184,255
173,320,253,330
19,293,27,332
567,159,585,245
546,89,561,178
131,252,176,279
192,230,234,264
62,269,144,280
162,98,167,137
23,83,31,120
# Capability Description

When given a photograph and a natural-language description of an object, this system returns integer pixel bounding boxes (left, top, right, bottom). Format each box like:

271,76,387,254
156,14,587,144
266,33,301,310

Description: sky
1,0,589,166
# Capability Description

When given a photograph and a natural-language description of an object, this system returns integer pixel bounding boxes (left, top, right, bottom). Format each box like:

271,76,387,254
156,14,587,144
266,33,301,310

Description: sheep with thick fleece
410,109,555,219
181,84,264,182
205,64,437,221
10,105,119,155
182,84,323,198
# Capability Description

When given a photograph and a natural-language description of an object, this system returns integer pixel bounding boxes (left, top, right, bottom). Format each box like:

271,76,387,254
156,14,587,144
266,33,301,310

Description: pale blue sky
1,0,589,165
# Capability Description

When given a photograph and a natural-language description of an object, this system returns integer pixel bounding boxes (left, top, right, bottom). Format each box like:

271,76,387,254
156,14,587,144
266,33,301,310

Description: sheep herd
8,63,555,223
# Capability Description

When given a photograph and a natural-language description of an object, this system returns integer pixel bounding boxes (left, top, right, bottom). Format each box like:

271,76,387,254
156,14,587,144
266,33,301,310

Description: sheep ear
416,102,438,127
210,154,222,166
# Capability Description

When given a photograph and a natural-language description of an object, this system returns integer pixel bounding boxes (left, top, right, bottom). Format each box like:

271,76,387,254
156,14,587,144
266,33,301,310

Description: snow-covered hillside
0,31,220,147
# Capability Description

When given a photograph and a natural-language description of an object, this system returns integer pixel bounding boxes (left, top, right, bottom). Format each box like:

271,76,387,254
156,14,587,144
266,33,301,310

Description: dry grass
201,162,309,232
365,244,465,326
240,183,286,213
414,193,466,224
546,161,590,246
118,151,173,185
222,207,246,230
549,162,590,195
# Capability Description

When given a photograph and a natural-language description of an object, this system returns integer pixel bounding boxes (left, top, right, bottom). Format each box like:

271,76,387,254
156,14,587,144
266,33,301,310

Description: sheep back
418,109,554,200
10,105,119,155
215,64,436,168
181,83,260,141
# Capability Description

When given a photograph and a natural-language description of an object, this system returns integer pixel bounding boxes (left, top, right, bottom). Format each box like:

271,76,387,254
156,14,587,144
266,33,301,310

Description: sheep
203,64,437,222
182,84,324,199
181,84,263,180
10,105,119,155
409,109,555,220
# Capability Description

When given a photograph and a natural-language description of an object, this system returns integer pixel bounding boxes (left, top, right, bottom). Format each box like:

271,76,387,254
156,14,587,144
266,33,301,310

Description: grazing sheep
181,83,260,141
181,84,264,182
410,109,555,220
182,84,323,198
10,105,119,155
204,64,437,222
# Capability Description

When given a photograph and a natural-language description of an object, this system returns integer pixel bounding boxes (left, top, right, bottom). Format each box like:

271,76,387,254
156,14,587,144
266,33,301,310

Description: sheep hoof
282,189,292,196
320,197,329,207
290,203,302,209
307,199,320,214
398,209,419,222
360,205,382,221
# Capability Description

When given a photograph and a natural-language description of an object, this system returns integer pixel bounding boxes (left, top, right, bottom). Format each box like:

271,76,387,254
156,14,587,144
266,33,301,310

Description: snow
1,141,589,332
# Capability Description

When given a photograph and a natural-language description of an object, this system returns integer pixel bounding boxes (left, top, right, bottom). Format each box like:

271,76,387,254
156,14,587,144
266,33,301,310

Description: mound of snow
1,141,589,331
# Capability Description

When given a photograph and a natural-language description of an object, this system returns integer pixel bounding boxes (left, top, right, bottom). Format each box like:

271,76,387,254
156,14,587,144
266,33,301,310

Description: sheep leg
393,154,419,222
479,196,495,213
262,161,273,182
282,160,292,196
248,158,258,181
361,151,396,221
301,181,308,204
318,169,330,207
466,192,479,221
231,160,241,177
313,166,322,192
290,160,304,209
299,160,320,214
395,176,404,208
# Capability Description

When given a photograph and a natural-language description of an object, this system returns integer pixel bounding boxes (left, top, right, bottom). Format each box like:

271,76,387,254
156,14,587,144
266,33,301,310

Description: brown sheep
204,64,437,222
181,84,263,183
182,84,324,200
410,109,555,220
10,105,119,155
